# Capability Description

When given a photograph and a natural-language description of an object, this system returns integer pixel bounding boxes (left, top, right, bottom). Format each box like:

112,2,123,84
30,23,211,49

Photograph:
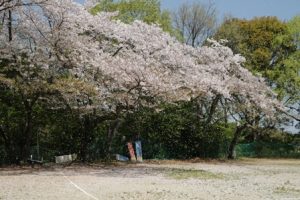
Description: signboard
55,154,77,163
127,142,137,161
116,154,129,162
135,141,143,162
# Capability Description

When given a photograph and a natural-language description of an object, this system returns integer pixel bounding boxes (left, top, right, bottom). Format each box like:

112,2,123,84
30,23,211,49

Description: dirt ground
1,158,300,200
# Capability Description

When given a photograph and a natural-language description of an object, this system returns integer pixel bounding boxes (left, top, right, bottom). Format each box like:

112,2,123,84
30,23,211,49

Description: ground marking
61,171,99,200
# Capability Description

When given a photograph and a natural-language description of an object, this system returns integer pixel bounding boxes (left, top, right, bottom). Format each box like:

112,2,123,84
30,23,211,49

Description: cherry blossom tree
0,0,286,160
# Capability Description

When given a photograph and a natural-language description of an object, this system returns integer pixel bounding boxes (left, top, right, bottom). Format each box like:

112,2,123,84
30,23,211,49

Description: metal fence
236,142,300,158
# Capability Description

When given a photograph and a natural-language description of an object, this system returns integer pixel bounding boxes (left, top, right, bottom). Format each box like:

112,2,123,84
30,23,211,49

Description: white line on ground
61,171,99,200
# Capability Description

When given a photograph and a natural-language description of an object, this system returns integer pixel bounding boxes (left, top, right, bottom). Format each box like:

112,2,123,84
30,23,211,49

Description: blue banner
135,141,143,162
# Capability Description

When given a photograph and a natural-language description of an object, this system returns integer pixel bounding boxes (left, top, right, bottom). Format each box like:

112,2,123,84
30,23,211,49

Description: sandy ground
0,159,300,200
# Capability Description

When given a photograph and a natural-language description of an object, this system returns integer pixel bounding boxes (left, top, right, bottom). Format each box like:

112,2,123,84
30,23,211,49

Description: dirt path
1,159,300,200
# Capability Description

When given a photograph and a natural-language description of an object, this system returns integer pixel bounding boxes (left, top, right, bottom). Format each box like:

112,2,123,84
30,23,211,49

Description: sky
77,0,300,21
161,0,300,21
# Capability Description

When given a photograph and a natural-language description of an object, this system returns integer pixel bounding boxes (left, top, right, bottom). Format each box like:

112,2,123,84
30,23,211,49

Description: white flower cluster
0,0,281,116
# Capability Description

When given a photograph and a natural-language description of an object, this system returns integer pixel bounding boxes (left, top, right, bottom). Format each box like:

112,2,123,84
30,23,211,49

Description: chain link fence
236,142,300,158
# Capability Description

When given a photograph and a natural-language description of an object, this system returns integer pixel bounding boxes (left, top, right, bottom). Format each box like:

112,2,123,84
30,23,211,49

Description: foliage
0,0,295,164
114,103,233,159
214,17,300,158
236,132,300,158
214,17,299,101
288,15,300,49
90,0,174,34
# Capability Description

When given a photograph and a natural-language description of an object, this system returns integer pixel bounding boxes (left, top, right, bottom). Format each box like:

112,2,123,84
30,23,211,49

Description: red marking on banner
127,142,136,161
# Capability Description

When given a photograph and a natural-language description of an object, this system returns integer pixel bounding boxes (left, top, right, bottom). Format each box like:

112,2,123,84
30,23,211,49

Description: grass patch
166,168,224,180
274,186,300,194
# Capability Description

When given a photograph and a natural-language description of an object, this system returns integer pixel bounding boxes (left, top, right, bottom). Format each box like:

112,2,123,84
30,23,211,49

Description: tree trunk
5,141,17,164
21,109,33,161
252,116,261,141
227,124,247,159
77,112,118,162
0,127,15,164
8,10,12,41
206,94,221,125
106,119,121,158
223,99,228,127
20,96,38,161
80,115,94,162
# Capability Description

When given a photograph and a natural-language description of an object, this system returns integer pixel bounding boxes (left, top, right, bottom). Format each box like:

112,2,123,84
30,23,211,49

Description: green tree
288,15,300,49
214,17,295,71
214,17,300,158
214,17,299,101
90,0,174,34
